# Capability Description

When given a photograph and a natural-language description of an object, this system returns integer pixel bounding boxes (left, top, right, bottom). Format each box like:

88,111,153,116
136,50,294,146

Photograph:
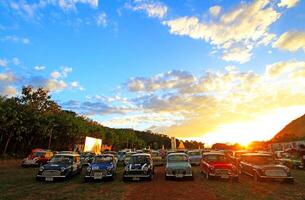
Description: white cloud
96,12,107,27
51,71,61,79
0,59,8,67
273,31,305,52
0,73,15,82
12,57,20,65
58,0,99,10
2,86,17,97
127,70,195,92
209,5,221,17
266,60,305,77
221,47,252,63
278,0,299,8
163,0,282,63
34,65,46,71
127,0,168,19
1,35,30,44
45,79,68,91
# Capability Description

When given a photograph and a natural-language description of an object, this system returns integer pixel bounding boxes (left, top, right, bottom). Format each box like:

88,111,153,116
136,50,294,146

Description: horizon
1,0,305,146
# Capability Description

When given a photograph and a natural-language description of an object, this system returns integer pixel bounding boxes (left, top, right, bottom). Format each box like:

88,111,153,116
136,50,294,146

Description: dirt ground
1,159,305,200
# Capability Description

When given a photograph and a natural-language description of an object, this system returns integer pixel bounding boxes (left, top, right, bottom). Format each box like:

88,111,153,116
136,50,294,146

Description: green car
165,153,193,180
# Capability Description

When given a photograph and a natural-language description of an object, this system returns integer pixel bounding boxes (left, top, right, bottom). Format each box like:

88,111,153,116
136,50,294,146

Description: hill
271,114,305,143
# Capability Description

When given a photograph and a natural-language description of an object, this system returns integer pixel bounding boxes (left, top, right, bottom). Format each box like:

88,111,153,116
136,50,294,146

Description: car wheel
165,175,170,180
206,172,210,180
84,177,90,182
253,172,260,182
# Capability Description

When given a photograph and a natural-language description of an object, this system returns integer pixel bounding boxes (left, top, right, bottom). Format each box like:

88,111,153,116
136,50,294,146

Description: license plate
175,174,183,178
132,177,140,181
94,173,103,179
221,175,229,179
45,177,53,182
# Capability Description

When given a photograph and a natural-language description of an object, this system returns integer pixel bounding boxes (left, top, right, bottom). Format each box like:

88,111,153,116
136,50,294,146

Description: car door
201,155,208,174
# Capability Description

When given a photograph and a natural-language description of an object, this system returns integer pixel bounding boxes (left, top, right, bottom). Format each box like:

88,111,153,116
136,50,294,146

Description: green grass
1,160,305,200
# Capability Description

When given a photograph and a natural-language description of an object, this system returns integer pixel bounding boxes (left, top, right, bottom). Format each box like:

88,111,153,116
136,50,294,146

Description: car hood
166,162,191,169
90,163,113,170
42,163,71,170
255,164,288,170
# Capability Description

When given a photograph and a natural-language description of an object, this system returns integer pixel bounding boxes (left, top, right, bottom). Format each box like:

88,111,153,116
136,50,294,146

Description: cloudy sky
1,0,305,145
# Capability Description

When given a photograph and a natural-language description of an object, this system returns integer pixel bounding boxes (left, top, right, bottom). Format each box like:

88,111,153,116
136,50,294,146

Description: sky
1,0,305,146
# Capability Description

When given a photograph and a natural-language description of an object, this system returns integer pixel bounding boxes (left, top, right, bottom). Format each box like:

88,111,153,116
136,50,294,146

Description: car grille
127,170,145,175
173,169,186,175
90,170,107,176
42,170,60,177
265,169,287,177
215,169,230,176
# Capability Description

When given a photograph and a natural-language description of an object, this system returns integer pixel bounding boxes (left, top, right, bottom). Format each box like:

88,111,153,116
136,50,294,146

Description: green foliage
1,86,201,156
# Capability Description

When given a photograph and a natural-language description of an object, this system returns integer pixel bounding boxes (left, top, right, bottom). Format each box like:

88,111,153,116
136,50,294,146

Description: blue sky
1,0,305,144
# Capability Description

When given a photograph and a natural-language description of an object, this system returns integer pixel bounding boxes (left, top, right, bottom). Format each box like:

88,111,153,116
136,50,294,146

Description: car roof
188,150,201,152
167,152,187,156
241,153,272,157
203,152,224,156
132,153,151,157
97,154,114,157
55,153,79,157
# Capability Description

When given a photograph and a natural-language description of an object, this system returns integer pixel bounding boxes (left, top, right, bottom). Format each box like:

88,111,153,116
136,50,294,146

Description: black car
36,153,81,182
123,153,154,181
239,153,294,183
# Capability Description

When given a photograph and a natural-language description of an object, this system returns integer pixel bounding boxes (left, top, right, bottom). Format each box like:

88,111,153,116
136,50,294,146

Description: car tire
165,175,170,180
84,177,90,182
206,172,210,180
253,172,260,182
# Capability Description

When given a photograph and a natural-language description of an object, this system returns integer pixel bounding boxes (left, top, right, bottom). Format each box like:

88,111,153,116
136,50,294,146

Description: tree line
0,86,203,157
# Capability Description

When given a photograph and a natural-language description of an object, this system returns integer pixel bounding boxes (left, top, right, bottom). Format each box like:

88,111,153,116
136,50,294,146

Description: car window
50,155,73,163
94,156,113,163
168,155,188,163
130,155,150,164
188,151,201,156
33,152,45,157
205,154,226,162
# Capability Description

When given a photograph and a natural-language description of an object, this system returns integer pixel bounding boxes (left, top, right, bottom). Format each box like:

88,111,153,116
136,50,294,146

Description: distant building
269,140,305,151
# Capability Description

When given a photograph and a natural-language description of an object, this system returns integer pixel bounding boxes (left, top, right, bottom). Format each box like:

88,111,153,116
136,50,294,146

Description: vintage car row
34,151,294,184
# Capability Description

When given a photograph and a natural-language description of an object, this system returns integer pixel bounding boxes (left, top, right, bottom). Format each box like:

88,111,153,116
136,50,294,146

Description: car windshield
50,155,73,163
130,155,150,164
205,154,226,162
249,156,276,165
168,155,188,163
33,152,45,157
93,156,113,163
118,152,126,156
188,151,201,156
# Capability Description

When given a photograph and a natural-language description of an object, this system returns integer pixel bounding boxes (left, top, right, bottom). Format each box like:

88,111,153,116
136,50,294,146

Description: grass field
1,159,305,200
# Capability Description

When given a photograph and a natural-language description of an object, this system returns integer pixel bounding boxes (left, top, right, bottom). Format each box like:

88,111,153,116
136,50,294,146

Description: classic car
200,152,238,181
118,150,127,163
80,152,95,167
165,153,193,180
188,150,202,165
239,153,294,183
21,149,53,167
123,153,154,181
36,153,81,182
123,152,136,166
150,150,164,166
84,154,117,181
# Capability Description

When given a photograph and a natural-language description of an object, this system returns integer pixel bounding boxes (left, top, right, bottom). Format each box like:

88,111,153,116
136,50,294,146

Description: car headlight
209,166,215,170
143,166,148,171
107,166,113,171
60,167,66,172
125,165,129,171
39,166,44,171
87,166,91,172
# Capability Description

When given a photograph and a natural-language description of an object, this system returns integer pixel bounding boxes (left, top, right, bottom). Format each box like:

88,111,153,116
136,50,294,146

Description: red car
21,149,53,167
200,152,238,181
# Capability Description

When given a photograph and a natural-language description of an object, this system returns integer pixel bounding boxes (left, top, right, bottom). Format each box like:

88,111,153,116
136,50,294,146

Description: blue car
84,154,117,181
